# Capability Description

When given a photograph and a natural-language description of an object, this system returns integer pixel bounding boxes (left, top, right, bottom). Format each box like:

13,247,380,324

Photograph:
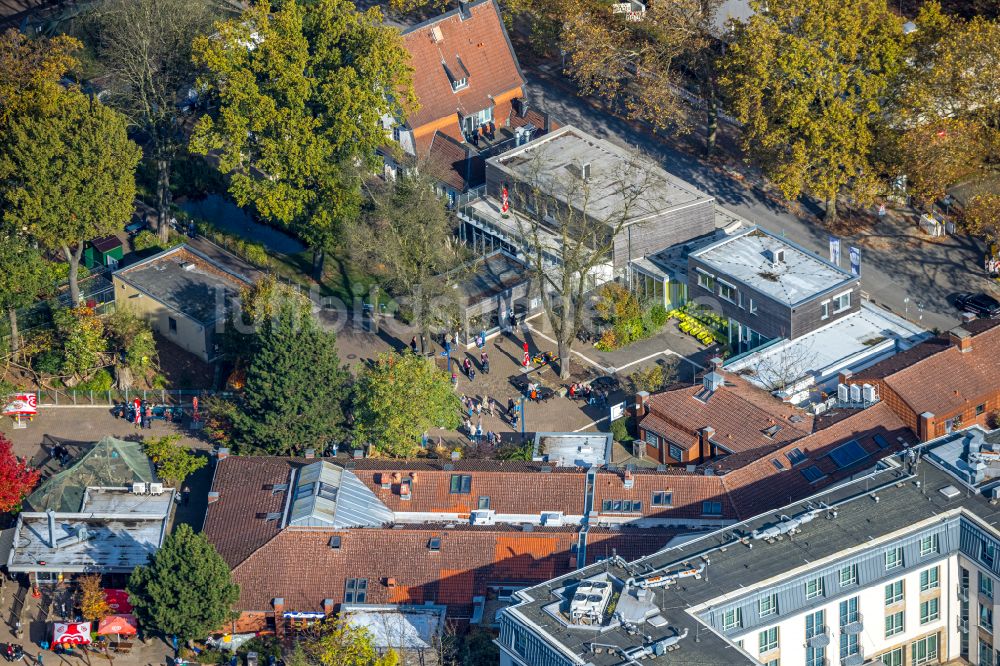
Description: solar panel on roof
873,434,890,449
828,440,869,469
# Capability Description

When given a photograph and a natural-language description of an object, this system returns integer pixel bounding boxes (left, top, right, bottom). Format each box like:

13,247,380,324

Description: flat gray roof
6,487,173,573
504,426,1000,665
690,226,854,305
455,251,528,305
115,245,251,325
489,126,714,226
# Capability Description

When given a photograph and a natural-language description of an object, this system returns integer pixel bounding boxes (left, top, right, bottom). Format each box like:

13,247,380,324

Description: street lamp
519,396,526,439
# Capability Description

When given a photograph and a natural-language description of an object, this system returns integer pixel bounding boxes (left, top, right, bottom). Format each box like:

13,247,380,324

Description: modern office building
498,425,1000,666
688,226,860,354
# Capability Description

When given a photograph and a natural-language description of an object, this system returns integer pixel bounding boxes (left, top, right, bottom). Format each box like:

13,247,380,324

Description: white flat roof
533,432,613,468
341,604,445,650
691,227,854,305
724,303,930,395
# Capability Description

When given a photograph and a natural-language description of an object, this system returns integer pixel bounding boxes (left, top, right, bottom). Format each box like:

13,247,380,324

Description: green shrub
75,368,113,392
610,418,633,443
132,230,160,253
34,350,63,375
647,303,669,328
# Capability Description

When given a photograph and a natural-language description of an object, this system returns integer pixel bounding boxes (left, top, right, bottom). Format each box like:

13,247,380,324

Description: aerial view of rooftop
0,0,998,664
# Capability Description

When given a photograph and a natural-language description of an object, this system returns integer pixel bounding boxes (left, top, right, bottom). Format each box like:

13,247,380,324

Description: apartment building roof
853,319,1000,417
500,426,996,666
401,0,524,131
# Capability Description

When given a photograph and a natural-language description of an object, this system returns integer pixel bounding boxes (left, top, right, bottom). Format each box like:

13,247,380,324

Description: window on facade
982,604,994,632
722,608,742,631
451,77,468,91
805,647,825,666
839,597,859,626
839,564,858,587
696,269,715,291
758,593,778,618
718,280,737,303
820,301,830,320
840,632,859,659
168,317,177,333
749,298,758,314
646,432,661,447
920,566,940,592
879,647,904,666
978,403,987,415
449,474,472,494
651,491,673,507
786,448,807,466
911,634,939,665
478,496,490,510
602,499,642,513
984,540,998,568
980,640,995,666
885,610,904,638
832,290,851,313
805,610,824,639
885,546,904,570
981,572,995,599
920,597,940,624
344,578,368,604
668,444,683,461
919,534,939,556
758,627,778,653
763,660,779,666
702,501,722,516
805,577,824,600
885,580,904,606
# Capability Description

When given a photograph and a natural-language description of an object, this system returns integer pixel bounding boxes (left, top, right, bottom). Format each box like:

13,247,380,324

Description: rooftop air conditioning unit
132,482,147,495
849,384,861,403
862,384,876,403
148,483,164,495
837,383,849,403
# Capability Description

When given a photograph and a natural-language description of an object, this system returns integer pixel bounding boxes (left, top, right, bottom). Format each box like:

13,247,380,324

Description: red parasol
103,589,133,613
501,186,510,214
52,622,92,645
96,615,137,636
522,342,529,367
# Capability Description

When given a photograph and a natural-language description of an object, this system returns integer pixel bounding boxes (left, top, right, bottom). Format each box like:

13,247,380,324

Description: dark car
955,292,1000,318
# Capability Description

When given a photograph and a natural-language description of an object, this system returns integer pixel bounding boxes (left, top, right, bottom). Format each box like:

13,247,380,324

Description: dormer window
452,77,468,92
443,56,471,93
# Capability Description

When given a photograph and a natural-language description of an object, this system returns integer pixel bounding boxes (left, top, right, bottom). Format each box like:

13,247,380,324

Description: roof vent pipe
47,509,57,548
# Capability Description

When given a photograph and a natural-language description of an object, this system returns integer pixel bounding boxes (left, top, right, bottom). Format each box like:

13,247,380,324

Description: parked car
955,292,1000,318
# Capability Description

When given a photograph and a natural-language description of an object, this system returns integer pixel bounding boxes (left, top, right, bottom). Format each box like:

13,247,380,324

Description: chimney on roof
217,447,230,460
623,469,634,489
699,427,715,463
919,412,936,442
304,448,315,459
764,248,785,265
400,481,412,501
430,25,443,43
961,311,977,324
838,369,853,385
512,97,530,119
703,370,724,393
47,509,57,548
581,162,591,181
948,326,973,353
322,599,334,616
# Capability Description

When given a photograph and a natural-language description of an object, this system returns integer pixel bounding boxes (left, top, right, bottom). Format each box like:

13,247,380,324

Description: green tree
233,304,349,454
719,0,903,223
0,88,140,303
353,172,466,352
0,29,81,131
353,352,461,458
142,435,206,487
105,308,157,389
303,620,398,666
87,0,219,243
0,235,51,355
191,0,415,278
127,523,239,642
52,307,107,380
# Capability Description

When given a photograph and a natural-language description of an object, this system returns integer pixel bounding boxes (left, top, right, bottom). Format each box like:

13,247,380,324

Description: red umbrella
103,589,133,613
97,615,137,636
522,342,529,367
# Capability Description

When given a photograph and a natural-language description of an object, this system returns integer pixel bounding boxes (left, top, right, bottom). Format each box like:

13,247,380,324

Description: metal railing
32,388,234,407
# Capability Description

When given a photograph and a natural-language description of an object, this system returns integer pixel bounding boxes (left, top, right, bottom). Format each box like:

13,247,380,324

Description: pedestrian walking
475,402,482,416
476,422,483,441
410,336,418,354
469,367,476,382
507,397,516,416
481,351,490,374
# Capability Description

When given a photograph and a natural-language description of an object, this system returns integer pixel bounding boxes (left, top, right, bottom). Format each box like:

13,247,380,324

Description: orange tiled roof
402,0,524,131
855,321,1000,417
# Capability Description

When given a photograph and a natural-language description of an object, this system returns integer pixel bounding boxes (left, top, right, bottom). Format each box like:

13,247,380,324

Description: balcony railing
841,612,864,635
805,626,830,649
841,647,865,666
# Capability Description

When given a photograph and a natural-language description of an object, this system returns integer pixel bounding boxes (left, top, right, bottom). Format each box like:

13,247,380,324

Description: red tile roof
351,468,587,516
721,402,914,519
854,323,1000,417
424,131,485,191
641,376,812,464
402,0,524,131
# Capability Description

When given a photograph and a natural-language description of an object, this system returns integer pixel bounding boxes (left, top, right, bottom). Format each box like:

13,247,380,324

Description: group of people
568,382,609,406
459,352,489,381
459,394,502,447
